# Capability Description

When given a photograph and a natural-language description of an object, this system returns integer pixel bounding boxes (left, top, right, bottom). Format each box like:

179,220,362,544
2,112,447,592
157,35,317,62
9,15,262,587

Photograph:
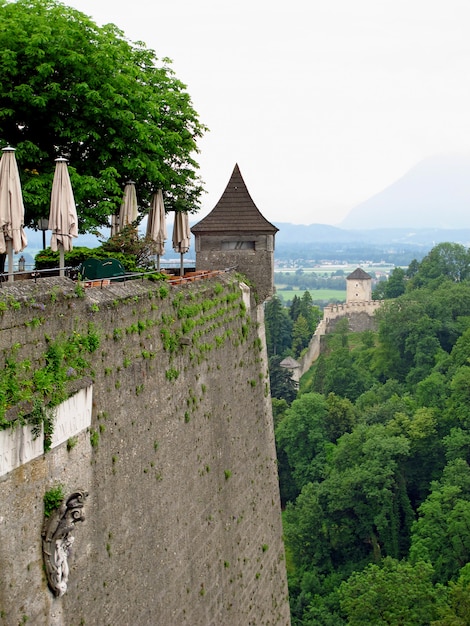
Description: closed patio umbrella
0,147,27,282
49,157,78,276
118,181,138,232
146,189,167,270
172,211,190,276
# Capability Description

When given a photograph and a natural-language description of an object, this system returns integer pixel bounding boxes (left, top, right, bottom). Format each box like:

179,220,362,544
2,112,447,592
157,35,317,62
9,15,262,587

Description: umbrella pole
180,252,184,276
156,255,161,272
7,239,13,283
59,244,65,277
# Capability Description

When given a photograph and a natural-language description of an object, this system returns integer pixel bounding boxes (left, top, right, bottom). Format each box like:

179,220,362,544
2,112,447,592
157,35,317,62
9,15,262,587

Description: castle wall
0,276,290,626
324,301,382,332
296,302,382,379
195,234,275,302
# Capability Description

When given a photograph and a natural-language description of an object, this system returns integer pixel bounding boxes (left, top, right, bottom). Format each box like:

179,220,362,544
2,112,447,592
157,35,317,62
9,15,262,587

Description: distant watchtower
346,267,372,303
191,164,278,302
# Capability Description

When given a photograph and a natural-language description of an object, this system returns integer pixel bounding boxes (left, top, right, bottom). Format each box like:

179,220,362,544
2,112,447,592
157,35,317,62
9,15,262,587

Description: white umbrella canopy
118,181,138,232
0,147,27,282
172,211,190,276
146,189,167,269
48,157,78,276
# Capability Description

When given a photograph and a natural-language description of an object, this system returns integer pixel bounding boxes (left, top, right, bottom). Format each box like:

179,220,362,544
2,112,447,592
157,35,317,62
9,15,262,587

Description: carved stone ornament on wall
42,490,88,597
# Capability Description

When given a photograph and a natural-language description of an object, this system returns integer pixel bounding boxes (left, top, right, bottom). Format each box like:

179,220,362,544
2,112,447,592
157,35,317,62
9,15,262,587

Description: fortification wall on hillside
0,275,290,626
296,301,383,379
323,300,382,331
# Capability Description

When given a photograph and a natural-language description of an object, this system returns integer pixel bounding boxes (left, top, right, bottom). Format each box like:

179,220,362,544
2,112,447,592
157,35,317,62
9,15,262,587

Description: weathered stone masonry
0,275,290,626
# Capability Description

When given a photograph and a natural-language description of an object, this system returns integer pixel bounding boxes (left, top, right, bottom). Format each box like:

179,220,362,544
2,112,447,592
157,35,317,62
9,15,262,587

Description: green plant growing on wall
25,316,44,329
66,436,78,451
90,429,99,448
43,484,65,518
161,326,180,353
165,368,179,382
224,470,232,481
74,282,85,298
7,296,21,310
50,286,61,303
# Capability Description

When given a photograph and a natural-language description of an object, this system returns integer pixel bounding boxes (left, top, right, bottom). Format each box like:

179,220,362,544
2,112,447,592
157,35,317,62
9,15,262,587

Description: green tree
324,393,357,443
0,0,206,230
275,393,329,492
410,459,470,583
433,564,470,626
374,266,406,300
289,294,301,322
284,424,412,577
409,243,470,289
445,366,470,429
268,355,298,405
339,557,441,625
271,397,289,429
322,347,370,402
265,295,292,356
292,314,311,356
299,290,321,333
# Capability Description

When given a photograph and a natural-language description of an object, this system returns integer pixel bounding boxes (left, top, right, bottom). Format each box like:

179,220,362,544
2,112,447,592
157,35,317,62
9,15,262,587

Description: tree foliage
0,0,206,230
277,244,470,624
339,558,441,625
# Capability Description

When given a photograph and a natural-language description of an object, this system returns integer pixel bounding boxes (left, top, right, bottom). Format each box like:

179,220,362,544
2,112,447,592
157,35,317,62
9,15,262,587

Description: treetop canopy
0,0,207,231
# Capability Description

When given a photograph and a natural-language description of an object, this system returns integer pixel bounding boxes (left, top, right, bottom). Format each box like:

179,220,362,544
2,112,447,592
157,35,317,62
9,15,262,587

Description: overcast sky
67,0,470,226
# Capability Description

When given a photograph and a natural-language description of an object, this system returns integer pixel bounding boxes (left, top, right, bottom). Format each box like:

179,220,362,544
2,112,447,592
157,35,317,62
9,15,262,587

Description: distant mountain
339,154,470,229
274,223,470,247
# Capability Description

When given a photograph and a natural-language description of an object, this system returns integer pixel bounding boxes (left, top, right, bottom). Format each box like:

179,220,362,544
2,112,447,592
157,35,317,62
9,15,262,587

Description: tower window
221,241,255,250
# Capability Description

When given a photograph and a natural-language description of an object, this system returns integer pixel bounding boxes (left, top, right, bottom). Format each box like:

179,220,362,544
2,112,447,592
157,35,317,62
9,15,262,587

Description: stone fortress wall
297,300,382,380
0,275,290,626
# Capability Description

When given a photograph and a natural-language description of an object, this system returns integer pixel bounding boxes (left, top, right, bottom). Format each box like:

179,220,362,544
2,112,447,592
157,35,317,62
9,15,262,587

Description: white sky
66,0,470,225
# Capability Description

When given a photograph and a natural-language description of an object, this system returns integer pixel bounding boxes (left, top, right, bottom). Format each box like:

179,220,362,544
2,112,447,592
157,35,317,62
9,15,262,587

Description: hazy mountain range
273,154,470,250
339,154,470,230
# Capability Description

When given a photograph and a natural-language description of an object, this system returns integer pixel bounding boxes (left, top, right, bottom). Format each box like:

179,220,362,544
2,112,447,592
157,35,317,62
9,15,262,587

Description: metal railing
0,265,238,288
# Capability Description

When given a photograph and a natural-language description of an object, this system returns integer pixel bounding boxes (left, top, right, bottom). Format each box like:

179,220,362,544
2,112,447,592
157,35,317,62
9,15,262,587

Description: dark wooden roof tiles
347,267,372,280
191,164,278,234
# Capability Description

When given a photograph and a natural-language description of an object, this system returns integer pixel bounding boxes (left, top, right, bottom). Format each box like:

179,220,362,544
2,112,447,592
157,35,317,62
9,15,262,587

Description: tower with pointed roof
346,267,372,302
191,165,278,301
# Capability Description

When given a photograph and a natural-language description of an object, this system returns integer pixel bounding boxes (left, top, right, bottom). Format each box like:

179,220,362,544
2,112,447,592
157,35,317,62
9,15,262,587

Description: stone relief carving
42,490,88,597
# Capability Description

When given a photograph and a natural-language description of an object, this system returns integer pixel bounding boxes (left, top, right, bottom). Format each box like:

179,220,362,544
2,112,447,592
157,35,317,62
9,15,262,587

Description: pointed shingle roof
191,164,278,234
347,267,372,280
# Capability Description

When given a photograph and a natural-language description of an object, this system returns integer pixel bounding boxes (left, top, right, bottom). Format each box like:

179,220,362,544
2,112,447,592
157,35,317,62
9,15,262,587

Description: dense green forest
268,242,470,625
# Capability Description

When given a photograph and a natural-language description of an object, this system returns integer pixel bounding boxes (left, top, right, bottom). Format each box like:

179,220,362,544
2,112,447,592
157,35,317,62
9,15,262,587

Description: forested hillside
269,243,470,625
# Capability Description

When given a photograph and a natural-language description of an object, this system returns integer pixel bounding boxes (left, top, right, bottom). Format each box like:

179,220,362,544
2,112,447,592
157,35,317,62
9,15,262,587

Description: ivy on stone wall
0,324,100,441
